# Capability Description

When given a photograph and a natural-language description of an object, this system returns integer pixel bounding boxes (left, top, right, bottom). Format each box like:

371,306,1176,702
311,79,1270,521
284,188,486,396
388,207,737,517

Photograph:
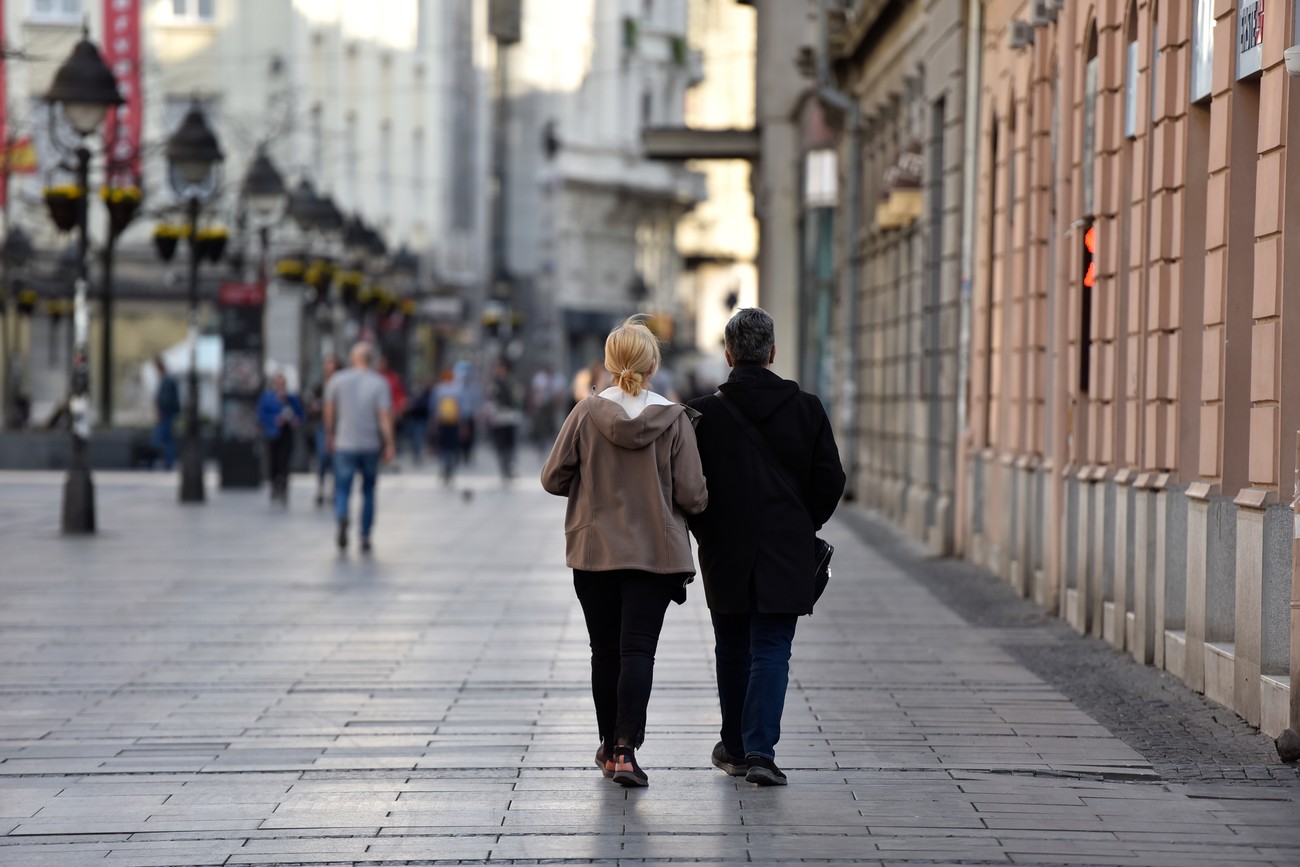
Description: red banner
103,0,142,183
0,0,8,207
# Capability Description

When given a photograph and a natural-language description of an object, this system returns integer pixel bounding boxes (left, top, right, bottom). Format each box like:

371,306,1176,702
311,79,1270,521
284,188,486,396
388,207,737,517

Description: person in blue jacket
257,371,304,503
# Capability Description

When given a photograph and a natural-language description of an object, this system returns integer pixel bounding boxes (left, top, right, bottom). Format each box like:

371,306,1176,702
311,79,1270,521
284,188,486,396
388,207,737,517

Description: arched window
1123,1,1138,138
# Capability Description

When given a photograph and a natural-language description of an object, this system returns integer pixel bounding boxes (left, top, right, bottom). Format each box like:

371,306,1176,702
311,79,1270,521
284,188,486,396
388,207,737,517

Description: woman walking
541,318,708,787
257,372,304,504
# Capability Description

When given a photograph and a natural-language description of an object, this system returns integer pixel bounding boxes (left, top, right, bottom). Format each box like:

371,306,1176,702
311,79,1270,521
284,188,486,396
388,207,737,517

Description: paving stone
0,467,1298,866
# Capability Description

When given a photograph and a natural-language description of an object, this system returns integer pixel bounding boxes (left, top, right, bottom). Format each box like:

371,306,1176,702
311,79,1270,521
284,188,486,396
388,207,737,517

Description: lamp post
43,31,123,535
165,101,223,505
241,145,287,281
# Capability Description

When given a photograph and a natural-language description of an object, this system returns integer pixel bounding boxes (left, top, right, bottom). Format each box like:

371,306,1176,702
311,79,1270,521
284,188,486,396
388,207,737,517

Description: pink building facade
830,0,1300,744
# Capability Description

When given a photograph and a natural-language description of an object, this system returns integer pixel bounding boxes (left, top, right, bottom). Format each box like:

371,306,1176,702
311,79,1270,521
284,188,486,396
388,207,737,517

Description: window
1082,25,1098,217
1190,0,1213,102
30,0,81,21
345,112,358,209
169,0,215,22
1123,4,1138,139
379,121,392,218
411,128,425,226
310,104,323,179
1151,2,1160,122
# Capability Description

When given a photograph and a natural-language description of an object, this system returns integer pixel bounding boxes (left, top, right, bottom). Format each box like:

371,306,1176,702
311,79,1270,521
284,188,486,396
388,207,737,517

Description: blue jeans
315,427,331,488
334,450,380,537
711,611,798,761
152,413,177,470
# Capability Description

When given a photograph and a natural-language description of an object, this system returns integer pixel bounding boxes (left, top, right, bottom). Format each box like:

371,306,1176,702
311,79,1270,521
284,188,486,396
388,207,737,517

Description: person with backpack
541,317,709,787
432,367,467,486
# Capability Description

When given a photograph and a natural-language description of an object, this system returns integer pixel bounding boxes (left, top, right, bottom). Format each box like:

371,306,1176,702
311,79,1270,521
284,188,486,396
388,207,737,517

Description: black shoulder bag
714,391,834,604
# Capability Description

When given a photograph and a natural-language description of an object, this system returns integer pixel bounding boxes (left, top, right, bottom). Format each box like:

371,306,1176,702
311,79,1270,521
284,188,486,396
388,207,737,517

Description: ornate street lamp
165,100,223,505
241,145,287,279
43,30,123,535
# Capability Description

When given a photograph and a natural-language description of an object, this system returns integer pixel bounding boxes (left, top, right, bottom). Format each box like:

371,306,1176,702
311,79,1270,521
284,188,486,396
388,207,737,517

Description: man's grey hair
724,307,775,365
350,341,374,367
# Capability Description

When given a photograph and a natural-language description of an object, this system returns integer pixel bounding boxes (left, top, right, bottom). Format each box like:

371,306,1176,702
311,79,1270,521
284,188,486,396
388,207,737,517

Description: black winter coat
687,365,846,614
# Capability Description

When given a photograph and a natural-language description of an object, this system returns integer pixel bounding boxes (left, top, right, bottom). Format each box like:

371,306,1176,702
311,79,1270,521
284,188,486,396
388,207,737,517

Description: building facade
816,0,1300,745
499,0,703,380
827,0,970,551
675,0,758,362
1,0,493,426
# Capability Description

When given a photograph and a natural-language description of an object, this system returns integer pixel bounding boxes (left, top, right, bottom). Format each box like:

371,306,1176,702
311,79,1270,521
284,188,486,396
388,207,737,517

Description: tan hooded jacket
541,392,708,575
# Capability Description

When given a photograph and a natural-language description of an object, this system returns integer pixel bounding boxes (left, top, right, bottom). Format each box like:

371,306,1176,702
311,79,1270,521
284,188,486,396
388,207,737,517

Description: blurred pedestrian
485,359,523,482
687,308,846,786
454,360,484,465
257,371,304,504
324,341,396,553
151,356,180,470
404,376,433,465
376,354,408,419
306,356,340,506
431,368,466,486
527,364,560,450
541,317,708,788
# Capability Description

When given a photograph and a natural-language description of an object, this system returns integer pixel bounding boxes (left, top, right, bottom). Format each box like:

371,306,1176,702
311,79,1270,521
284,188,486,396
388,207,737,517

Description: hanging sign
1238,0,1264,79
103,0,143,182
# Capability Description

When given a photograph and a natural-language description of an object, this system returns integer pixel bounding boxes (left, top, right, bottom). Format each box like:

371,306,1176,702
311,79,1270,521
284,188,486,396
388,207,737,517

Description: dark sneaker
336,520,348,550
611,746,648,787
594,743,615,777
711,741,748,776
360,537,372,554
745,755,788,786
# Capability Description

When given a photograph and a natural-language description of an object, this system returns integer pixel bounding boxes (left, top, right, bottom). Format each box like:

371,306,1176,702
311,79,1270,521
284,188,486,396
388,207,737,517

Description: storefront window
1191,0,1213,102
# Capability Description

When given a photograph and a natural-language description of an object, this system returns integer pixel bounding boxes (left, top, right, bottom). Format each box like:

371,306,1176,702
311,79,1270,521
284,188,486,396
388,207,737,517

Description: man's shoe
336,520,348,550
611,746,648,787
745,755,788,786
360,537,372,554
711,741,748,776
594,743,615,778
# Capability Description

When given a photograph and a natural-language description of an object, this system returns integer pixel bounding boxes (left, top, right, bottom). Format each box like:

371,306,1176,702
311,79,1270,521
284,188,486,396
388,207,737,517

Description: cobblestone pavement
1,460,1299,866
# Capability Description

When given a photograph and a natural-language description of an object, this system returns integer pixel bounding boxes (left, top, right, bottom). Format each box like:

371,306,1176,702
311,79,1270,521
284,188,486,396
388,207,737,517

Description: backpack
437,393,461,425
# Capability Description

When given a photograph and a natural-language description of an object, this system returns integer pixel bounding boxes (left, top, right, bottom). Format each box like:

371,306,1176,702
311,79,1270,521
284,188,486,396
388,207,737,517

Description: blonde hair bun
604,317,661,397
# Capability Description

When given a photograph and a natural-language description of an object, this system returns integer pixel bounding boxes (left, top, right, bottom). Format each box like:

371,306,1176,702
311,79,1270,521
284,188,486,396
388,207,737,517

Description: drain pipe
952,0,983,554
818,0,863,500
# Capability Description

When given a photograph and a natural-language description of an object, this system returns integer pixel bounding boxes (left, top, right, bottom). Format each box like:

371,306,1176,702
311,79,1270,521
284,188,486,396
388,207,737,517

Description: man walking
152,356,180,470
687,308,846,786
324,341,396,553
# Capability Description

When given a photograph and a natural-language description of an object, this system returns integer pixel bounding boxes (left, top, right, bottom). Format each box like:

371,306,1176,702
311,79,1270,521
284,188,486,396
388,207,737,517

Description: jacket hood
584,395,696,449
718,365,800,422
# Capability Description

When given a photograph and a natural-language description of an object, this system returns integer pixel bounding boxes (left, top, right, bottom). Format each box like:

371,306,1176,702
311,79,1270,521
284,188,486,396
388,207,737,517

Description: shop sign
1238,0,1264,79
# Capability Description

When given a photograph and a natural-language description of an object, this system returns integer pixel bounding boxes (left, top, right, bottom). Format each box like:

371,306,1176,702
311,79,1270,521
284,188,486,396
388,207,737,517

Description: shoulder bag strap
714,390,810,518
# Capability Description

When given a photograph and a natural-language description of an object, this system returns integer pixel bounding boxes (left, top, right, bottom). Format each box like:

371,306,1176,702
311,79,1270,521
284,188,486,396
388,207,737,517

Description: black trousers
268,433,294,497
573,569,685,748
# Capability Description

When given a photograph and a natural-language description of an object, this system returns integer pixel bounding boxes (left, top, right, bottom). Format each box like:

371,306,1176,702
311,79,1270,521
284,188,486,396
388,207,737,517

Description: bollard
1276,432,1300,762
